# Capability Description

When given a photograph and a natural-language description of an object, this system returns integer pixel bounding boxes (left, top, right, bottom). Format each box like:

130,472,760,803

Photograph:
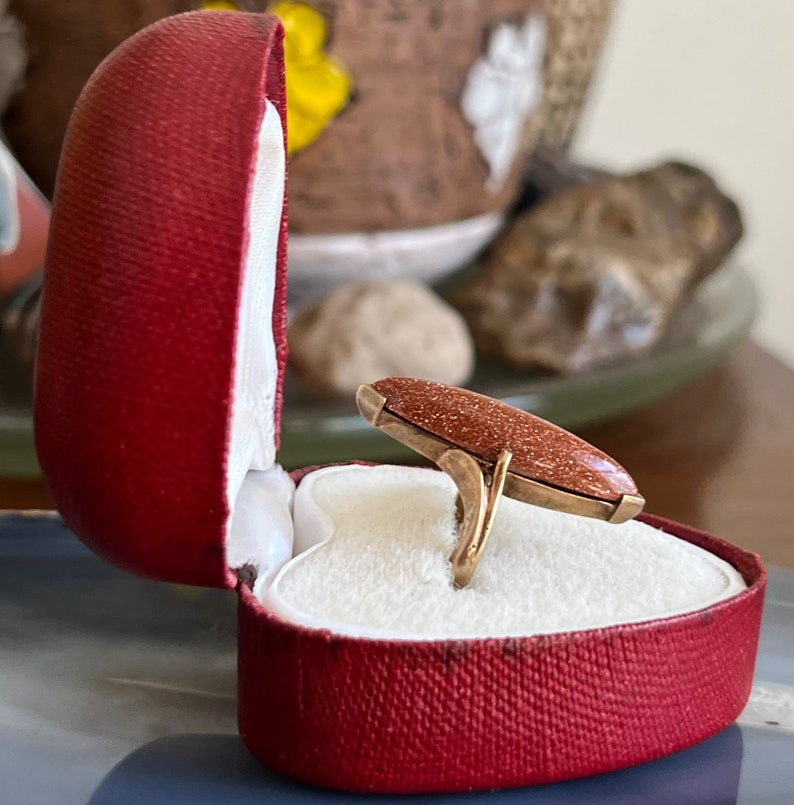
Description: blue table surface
0,515,792,805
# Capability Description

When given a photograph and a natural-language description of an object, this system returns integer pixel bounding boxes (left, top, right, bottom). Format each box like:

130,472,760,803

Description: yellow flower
270,1,352,154
199,1,352,154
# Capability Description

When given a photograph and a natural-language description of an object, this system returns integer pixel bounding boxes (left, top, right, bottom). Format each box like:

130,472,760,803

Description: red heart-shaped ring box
34,11,766,795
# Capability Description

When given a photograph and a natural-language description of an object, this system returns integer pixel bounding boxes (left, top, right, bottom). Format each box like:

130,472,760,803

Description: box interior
229,463,746,641
224,90,745,641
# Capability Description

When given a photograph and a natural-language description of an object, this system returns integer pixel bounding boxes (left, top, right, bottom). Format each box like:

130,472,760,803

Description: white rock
288,281,475,396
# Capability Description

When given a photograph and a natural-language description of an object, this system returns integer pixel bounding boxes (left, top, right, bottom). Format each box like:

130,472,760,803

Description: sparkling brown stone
372,377,638,502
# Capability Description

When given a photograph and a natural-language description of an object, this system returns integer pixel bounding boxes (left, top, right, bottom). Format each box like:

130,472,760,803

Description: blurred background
0,0,792,528
573,0,794,366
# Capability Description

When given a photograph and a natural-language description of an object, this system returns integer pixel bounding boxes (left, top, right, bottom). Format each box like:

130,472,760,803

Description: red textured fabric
34,12,288,589
237,513,765,794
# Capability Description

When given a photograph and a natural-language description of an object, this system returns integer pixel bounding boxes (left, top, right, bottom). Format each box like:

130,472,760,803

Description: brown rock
452,161,743,374
289,281,474,397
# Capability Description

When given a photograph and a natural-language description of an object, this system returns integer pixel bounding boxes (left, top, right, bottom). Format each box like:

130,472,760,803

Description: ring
356,378,645,589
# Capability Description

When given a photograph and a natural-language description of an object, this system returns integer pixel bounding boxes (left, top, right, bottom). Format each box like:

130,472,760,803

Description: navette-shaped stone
371,377,638,502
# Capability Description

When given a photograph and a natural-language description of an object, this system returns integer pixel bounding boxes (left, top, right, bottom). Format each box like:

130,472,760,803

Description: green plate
0,263,757,476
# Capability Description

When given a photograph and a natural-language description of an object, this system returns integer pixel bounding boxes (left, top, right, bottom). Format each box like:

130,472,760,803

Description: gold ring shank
442,447,512,589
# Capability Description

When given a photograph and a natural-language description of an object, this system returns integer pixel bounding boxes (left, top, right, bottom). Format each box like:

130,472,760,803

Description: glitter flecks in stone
371,377,638,502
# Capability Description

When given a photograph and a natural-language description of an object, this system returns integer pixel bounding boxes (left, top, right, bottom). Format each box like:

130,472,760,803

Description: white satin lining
226,101,293,582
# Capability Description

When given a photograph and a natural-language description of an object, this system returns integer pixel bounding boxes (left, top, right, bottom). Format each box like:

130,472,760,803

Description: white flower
461,15,546,193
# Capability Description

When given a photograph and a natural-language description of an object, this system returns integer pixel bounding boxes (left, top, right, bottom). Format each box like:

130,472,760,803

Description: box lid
34,11,288,589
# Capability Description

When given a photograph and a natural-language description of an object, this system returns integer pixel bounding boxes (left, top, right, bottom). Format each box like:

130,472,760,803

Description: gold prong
355,384,386,427
608,493,646,524
477,449,511,556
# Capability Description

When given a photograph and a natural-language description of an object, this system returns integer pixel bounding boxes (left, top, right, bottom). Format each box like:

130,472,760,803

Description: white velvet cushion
260,464,746,640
